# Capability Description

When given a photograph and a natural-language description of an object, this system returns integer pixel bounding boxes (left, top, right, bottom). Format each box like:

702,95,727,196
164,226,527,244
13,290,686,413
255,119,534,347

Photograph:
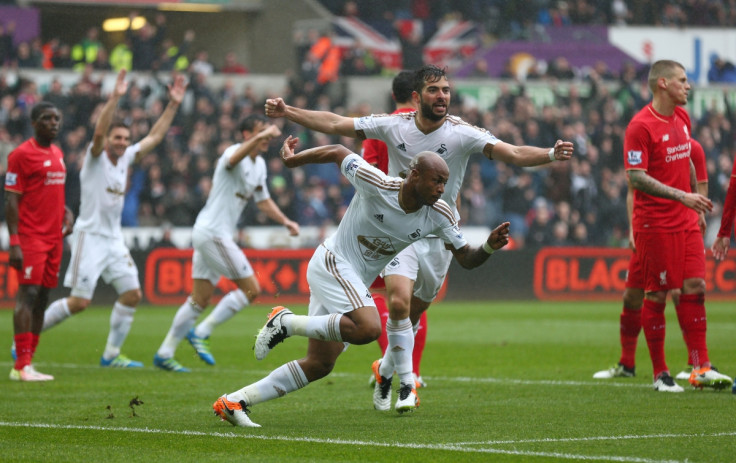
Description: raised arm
449,221,511,270
265,97,360,139
484,139,574,167
279,136,352,168
227,123,281,169
628,169,713,214
136,73,187,161
91,69,128,157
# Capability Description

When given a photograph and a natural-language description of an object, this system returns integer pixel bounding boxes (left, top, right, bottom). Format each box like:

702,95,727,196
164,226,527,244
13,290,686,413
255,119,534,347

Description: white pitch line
0,361,652,389
456,430,736,445
0,421,684,463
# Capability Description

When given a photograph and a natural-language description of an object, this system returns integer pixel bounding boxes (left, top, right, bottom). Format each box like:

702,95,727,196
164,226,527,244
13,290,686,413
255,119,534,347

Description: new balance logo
43,160,52,167
396,143,406,152
374,214,384,223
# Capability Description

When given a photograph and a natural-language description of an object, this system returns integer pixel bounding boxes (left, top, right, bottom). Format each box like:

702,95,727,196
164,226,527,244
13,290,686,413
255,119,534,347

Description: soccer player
711,155,736,261
361,70,429,389
594,138,708,380
6,102,73,381
153,114,299,372
12,69,187,369
212,137,511,427
623,60,732,392
265,64,573,411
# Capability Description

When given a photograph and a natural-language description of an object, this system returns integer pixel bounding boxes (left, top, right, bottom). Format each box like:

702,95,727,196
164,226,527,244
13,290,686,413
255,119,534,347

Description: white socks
229,360,309,405
380,317,414,386
194,289,249,338
157,296,204,358
102,302,136,360
42,298,72,331
286,313,343,342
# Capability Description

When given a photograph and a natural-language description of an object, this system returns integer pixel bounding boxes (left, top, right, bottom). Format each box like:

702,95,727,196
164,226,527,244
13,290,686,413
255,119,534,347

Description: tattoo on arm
629,170,684,201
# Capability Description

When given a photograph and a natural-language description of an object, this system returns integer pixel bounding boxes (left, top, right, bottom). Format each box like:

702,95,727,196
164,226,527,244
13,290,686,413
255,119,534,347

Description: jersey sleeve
432,200,468,250
341,152,395,198
690,139,707,183
354,114,389,141
717,161,736,238
4,149,24,194
623,121,649,171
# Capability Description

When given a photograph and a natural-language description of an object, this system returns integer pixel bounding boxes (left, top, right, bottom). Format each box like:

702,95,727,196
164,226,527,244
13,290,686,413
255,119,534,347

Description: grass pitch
1,300,734,462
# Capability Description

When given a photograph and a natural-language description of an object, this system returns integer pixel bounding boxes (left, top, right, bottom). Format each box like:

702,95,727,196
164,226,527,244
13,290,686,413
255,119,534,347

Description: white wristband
548,148,555,161
482,241,495,255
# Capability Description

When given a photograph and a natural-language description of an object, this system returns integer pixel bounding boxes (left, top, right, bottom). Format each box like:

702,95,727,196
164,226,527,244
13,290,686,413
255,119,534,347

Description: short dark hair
30,102,58,122
392,70,415,104
108,120,130,134
412,64,447,94
238,114,267,133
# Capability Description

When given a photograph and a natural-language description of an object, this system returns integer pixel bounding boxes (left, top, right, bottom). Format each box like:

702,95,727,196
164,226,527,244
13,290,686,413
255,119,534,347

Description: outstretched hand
168,73,187,105
487,221,511,251
113,69,129,98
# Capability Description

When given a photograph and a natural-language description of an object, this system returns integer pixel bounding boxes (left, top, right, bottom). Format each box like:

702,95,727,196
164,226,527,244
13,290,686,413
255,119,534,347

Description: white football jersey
354,112,498,219
194,144,270,237
75,142,139,238
323,153,467,285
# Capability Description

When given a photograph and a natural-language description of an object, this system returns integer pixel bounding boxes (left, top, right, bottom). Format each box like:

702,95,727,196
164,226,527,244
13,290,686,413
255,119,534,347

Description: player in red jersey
594,138,708,380
361,70,429,389
712,157,736,261
623,60,731,392
5,102,73,381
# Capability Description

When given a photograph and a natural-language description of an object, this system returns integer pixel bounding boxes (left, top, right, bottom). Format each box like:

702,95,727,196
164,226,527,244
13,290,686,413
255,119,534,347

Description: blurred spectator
0,21,15,66
190,50,214,76
72,27,104,71
156,30,193,72
15,41,43,68
51,43,74,69
220,51,248,74
109,37,133,72
708,55,736,83
128,12,166,71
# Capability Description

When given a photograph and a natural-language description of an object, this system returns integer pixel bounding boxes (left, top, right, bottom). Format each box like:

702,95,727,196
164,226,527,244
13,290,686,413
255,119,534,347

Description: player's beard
419,98,446,122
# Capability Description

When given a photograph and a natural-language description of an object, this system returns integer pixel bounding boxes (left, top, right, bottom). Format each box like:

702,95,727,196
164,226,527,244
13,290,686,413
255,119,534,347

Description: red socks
676,293,709,368
641,299,667,378
618,308,641,369
14,332,38,370
413,311,428,377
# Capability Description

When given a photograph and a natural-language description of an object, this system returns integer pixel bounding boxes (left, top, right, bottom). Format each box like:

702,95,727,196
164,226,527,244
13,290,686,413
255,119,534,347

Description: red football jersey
5,138,66,240
361,107,415,174
624,104,698,233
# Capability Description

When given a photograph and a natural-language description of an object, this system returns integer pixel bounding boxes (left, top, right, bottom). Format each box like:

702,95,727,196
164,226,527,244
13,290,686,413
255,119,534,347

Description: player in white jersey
17,69,186,368
212,137,511,426
265,64,574,410
153,114,299,372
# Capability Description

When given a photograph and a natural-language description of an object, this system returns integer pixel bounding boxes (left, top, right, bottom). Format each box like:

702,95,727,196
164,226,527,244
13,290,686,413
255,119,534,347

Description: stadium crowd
0,0,735,250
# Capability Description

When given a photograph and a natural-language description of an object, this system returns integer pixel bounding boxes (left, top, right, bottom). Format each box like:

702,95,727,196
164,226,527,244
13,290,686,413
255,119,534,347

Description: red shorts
634,229,705,292
17,237,63,288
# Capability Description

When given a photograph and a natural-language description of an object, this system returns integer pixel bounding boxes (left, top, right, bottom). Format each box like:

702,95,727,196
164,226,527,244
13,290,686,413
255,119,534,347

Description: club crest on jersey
627,150,642,166
436,144,447,155
408,228,422,240
396,143,406,152
344,159,360,177
662,134,669,142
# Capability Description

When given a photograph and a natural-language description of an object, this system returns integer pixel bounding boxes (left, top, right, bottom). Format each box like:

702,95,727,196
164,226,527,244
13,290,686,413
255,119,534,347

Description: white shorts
64,230,140,299
382,237,452,303
307,244,375,317
191,228,254,285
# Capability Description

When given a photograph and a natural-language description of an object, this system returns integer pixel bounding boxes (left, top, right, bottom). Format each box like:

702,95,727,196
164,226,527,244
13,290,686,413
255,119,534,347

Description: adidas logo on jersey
396,143,406,152
374,214,384,223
